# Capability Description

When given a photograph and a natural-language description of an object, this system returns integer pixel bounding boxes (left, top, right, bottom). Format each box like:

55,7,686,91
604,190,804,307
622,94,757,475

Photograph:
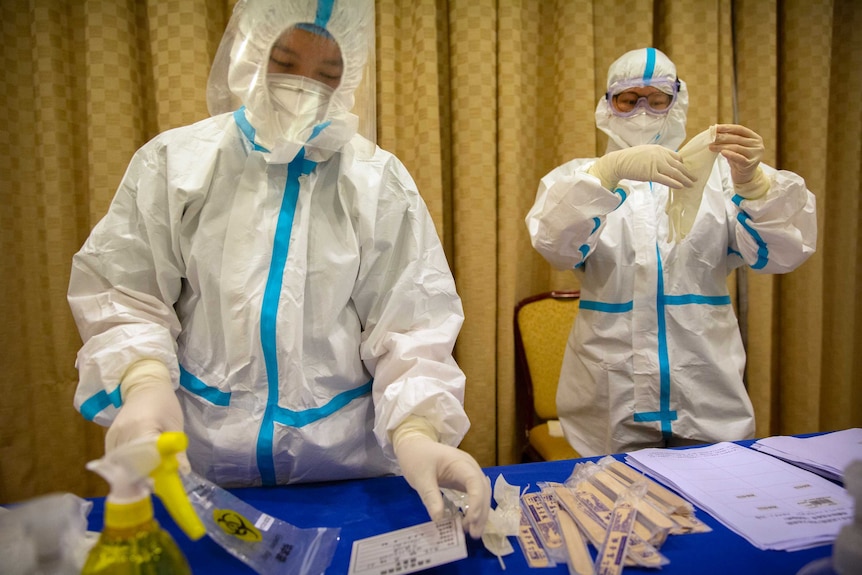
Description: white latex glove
105,358,189,472
666,125,719,242
393,416,491,539
588,144,696,190
709,123,769,199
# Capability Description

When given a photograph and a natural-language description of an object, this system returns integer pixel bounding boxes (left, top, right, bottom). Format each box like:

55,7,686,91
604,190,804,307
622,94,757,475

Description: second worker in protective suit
526,47,817,457
68,0,490,538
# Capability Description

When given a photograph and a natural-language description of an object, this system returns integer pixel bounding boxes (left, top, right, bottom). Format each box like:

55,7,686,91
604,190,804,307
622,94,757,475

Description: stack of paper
625,442,854,551
751,428,862,483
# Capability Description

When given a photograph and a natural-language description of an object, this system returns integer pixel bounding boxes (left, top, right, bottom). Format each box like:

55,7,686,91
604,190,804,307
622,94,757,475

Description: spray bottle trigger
152,432,206,541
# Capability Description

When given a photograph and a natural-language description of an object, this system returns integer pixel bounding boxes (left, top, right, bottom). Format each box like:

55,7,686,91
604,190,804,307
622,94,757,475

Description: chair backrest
514,291,580,427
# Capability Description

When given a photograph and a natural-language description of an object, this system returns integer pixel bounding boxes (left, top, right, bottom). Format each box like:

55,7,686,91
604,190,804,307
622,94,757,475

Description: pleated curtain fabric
819,0,862,431
0,0,859,502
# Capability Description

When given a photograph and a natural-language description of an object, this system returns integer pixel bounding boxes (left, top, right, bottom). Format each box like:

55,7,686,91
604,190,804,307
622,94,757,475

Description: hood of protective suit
207,0,373,163
596,47,689,153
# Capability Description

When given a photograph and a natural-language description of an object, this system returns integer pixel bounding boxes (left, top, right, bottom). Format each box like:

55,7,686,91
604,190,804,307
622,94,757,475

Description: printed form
348,516,467,575
626,442,853,551
751,428,862,482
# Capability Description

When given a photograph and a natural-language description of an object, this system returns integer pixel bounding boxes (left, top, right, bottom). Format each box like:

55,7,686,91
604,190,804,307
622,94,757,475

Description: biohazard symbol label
213,508,262,542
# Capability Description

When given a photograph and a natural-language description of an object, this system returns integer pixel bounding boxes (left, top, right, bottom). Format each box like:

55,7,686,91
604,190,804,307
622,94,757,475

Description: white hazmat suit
69,0,472,493
526,48,817,456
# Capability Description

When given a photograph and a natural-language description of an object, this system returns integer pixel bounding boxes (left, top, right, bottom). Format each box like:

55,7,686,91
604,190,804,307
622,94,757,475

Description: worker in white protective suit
525,47,817,456
68,0,490,538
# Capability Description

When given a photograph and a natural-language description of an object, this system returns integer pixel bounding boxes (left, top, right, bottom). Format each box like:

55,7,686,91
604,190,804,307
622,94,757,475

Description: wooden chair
514,291,581,462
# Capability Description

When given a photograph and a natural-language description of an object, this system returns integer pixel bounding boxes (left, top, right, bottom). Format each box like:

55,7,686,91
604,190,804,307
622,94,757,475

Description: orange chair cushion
529,422,580,461
517,296,578,421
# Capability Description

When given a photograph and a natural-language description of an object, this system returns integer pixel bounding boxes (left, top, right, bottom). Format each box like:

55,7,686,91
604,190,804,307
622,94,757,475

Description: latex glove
105,358,190,472
666,125,719,242
588,144,696,190
393,416,491,539
709,124,769,199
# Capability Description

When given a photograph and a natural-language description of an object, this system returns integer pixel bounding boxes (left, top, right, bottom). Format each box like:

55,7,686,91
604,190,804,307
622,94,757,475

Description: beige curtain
1,0,859,503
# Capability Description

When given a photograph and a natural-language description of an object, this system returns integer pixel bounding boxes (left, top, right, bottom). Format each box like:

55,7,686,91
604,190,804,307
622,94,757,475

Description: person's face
267,26,343,89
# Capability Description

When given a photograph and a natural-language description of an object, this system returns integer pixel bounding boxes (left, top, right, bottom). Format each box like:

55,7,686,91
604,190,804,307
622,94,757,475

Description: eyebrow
271,45,343,67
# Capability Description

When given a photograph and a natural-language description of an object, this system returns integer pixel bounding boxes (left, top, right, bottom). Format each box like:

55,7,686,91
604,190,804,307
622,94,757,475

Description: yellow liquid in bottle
82,518,192,575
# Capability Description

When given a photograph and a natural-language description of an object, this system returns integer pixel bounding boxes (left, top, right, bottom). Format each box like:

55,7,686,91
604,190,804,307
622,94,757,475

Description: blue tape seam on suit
80,386,122,421
579,245,733,437
256,146,314,486
242,108,368,485
314,0,334,28
643,47,656,80
733,208,769,270
81,363,240,420
179,366,231,406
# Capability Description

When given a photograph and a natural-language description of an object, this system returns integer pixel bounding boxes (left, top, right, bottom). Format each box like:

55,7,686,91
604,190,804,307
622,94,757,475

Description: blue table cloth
86,446,834,574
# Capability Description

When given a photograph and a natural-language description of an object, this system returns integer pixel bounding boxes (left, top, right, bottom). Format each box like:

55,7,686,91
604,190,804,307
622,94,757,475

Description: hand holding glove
588,144,696,190
105,358,189,472
709,123,769,199
393,416,491,539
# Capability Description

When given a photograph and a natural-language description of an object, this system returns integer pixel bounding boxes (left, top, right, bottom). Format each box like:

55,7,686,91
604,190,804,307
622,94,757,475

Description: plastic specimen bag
182,471,340,575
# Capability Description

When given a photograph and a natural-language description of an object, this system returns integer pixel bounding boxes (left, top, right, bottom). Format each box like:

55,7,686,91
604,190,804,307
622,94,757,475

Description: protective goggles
607,77,679,117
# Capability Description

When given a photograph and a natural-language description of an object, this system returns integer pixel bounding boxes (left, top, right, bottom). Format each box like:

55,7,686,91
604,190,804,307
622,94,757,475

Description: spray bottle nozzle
87,432,205,540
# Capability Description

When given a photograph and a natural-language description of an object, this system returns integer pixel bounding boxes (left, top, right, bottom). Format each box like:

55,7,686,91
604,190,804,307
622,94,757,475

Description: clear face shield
206,0,376,162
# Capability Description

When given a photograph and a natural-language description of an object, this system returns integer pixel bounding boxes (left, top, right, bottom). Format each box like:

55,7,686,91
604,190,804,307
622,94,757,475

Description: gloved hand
709,123,769,199
393,416,491,539
666,125,719,242
588,144,696,190
105,358,189,472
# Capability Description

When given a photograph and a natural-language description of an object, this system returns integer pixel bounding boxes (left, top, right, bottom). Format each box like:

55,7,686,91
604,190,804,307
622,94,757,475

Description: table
86,444,835,574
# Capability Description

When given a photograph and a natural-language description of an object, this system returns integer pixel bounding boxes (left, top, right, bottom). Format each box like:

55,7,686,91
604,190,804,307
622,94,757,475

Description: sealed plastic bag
182,471,339,575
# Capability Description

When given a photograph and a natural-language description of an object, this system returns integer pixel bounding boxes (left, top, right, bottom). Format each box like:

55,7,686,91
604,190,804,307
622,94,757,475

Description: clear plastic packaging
521,487,568,566
442,475,521,569
594,481,646,575
559,462,668,569
182,471,340,575
0,492,96,575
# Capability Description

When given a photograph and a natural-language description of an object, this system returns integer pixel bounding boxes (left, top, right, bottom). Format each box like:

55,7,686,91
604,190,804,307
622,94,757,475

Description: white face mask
607,111,668,148
264,73,334,146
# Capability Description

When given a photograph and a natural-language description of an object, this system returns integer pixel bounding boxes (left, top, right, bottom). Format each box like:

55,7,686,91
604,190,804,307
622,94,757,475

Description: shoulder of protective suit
337,136,427,207
121,113,239,179
144,112,236,150
345,132,379,161
341,133,410,177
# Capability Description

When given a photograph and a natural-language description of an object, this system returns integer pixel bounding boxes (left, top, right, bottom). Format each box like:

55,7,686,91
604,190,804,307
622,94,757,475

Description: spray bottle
81,431,206,575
